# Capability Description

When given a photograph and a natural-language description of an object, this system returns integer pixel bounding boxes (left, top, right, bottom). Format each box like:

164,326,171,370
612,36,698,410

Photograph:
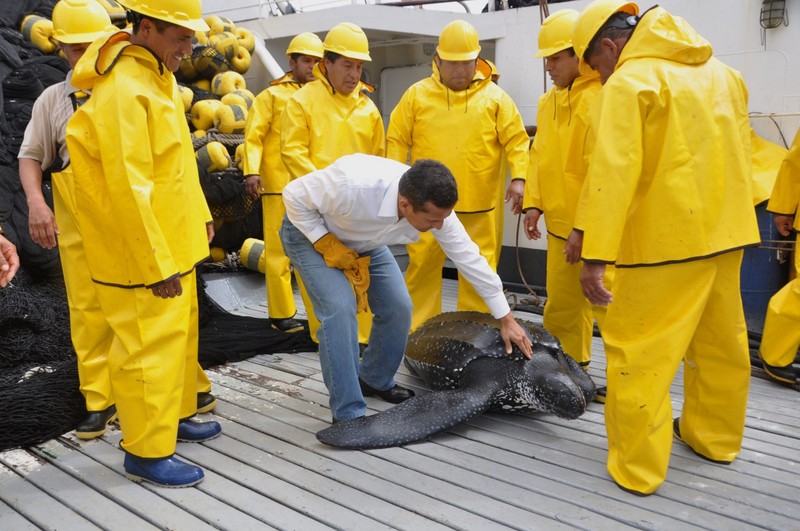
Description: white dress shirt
283,154,510,318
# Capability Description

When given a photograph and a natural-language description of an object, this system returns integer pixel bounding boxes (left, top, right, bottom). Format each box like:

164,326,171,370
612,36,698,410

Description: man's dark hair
585,12,637,59
323,50,343,63
127,10,173,34
399,159,458,211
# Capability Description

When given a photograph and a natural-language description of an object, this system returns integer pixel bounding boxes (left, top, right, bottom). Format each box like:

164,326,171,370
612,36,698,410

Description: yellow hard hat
535,9,579,58
573,0,639,61
116,0,209,32
286,32,323,58
436,20,480,61
323,22,371,62
52,0,115,44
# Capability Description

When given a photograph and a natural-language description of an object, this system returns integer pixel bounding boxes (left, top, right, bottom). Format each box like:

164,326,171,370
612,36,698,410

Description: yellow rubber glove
313,233,371,313
313,232,358,270
21,15,57,54
344,255,370,313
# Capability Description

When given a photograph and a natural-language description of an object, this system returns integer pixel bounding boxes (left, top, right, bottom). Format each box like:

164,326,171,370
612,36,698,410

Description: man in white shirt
282,154,533,422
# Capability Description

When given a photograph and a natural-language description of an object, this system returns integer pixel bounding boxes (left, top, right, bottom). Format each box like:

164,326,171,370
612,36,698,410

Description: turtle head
518,339,593,419
521,367,587,419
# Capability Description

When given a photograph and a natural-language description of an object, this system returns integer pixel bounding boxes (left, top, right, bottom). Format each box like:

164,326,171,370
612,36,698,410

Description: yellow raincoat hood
575,6,759,266
66,31,211,287
615,6,712,71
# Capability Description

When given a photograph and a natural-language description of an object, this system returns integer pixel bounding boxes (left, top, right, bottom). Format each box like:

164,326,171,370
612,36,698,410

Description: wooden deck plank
0,456,103,531
71,434,275,531
0,498,40,531
1,444,159,530
207,372,544,530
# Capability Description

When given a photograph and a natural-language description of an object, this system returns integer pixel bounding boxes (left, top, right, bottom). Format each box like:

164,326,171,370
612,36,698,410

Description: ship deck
1,273,798,530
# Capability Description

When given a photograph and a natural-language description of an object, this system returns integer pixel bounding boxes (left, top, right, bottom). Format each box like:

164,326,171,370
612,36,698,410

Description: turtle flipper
316,358,507,449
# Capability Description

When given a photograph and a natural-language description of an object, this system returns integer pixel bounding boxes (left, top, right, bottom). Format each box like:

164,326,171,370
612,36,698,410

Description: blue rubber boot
177,419,222,442
123,454,204,488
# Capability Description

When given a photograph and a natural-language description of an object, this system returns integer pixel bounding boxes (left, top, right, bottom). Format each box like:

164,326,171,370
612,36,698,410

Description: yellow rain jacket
523,71,602,239
280,61,385,180
751,131,788,206
387,59,529,213
767,128,800,229
66,31,212,288
575,7,760,266
243,71,300,194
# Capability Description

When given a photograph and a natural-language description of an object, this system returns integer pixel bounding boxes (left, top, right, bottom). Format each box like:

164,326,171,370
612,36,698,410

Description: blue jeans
281,218,413,420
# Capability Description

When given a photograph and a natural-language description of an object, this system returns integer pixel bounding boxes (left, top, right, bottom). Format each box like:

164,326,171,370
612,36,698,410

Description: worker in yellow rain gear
18,0,217,443
387,20,529,331
573,0,759,495
243,32,323,334
759,127,800,385
65,0,222,488
521,9,610,401
280,22,385,345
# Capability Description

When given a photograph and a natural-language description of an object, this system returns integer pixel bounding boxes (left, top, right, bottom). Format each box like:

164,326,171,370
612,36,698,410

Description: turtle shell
405,311,563,391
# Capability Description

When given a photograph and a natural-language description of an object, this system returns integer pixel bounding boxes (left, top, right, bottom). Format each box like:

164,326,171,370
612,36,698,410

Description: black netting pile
0,267,85,451
0,267,317,450
197,269,317,368
0,0,67,279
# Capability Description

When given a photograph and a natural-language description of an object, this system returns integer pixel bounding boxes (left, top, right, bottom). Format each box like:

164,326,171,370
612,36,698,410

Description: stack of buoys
184,15,257,176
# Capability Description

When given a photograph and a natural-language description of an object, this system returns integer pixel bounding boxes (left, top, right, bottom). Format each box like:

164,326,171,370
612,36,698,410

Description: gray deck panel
207,372,543,530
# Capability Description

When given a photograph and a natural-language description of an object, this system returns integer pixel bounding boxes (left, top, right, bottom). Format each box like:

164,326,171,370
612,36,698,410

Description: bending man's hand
314,233,370,312
0,235,19,287
581,262,612,306
343,255,371,313
498,312,532,359
150,276,183,298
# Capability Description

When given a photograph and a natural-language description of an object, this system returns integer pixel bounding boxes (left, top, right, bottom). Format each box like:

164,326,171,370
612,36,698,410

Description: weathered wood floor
1,275,798,530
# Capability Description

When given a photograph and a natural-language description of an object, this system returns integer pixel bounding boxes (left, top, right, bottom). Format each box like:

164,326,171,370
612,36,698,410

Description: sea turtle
316,311,595,449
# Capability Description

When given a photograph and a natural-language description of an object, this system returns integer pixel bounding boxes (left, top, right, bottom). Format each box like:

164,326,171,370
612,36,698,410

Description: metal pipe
252,37,285,81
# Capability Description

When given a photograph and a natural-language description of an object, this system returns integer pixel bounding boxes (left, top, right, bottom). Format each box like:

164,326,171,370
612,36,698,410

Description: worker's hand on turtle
499,312,532,359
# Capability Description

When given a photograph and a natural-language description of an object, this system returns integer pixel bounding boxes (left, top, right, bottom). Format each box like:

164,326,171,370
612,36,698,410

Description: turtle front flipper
316,358,508,449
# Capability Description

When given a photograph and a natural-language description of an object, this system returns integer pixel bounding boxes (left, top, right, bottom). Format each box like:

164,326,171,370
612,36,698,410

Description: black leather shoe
196,392,217,414
270,318,304,333
759,353,798,385
594,386,607,404
672,417,731,465
359,379,415,404
76,405,117,440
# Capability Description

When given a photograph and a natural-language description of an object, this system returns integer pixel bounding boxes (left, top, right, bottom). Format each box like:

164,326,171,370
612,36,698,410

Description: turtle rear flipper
316,358,508,449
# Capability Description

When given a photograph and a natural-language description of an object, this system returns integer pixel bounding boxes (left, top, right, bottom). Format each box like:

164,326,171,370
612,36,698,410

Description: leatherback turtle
316,311,595,449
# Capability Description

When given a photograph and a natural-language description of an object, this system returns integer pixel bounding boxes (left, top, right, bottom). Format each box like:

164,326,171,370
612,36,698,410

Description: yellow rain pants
407,210,495,331
95,272,199,458
543,236,612,365
759,234,800,367
603,251,750,494
262,193,297,320
52,167,114,412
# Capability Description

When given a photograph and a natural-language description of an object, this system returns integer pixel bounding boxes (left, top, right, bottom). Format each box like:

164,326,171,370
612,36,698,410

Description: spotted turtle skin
316,312,595,449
